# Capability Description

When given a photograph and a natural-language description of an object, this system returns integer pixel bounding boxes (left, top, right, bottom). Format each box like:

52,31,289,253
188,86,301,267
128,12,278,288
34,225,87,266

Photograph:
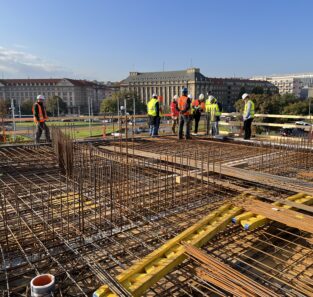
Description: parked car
280,128,308,137
295,121,312,126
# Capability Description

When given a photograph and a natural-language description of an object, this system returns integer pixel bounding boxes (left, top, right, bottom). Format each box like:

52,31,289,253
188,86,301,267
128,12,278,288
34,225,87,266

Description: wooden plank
240,199,313,234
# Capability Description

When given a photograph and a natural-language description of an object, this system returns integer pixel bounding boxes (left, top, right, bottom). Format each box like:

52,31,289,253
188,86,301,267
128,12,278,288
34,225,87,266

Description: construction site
1,120,313,297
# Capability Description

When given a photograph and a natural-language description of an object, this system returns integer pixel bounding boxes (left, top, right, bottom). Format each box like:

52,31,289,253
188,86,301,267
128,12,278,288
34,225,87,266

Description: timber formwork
0,134,312,296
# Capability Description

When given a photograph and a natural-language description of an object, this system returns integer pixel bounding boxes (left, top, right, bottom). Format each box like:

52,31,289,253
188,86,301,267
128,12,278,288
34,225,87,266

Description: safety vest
178,95,191,115
147,98,158,116
205,99,211,113
32,103,47,123
191,99,200,114
214,103,221,116
244,100,255,119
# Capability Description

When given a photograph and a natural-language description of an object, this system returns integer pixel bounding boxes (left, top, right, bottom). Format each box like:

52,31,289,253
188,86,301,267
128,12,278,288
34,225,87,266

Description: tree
100,91,147,115
21,99,34,115
283,100,309,115
46,96,67,116
100,98,117,113
0,98,10,118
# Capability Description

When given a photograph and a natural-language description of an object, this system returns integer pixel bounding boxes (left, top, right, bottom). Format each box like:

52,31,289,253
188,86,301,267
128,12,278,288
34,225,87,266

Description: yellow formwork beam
93,203,242,297
232,193,313,231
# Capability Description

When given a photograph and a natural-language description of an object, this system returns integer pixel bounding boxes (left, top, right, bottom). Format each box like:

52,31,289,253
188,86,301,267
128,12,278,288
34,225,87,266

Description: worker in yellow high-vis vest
209,97,221,136
147,93,160,137
242,93,255,140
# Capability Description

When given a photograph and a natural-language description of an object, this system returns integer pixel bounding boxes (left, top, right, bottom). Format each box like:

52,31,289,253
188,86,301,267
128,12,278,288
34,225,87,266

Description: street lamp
10,98,16,141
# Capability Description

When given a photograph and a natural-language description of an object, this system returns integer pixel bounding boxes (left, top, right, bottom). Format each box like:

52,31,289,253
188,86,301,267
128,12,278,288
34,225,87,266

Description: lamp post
10,98,16,141
88,97,91,136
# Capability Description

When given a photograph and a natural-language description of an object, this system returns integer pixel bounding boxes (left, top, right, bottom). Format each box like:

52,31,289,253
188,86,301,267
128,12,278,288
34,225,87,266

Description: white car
295,121,312,126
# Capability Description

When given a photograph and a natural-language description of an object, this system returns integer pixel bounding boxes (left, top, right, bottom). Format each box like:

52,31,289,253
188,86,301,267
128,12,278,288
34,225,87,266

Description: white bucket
31,274,55,297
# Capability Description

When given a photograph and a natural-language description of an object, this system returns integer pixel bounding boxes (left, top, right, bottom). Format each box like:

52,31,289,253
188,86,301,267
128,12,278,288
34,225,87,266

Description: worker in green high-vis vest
242,93,255,140
147,93,160,137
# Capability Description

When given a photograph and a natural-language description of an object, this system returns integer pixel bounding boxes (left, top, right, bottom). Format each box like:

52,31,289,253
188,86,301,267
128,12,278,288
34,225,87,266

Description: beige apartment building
121,68,277,112
252,73,313,98
0,78,108,114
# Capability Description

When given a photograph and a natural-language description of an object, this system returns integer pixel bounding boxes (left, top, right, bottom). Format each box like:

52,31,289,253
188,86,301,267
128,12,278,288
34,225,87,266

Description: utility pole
124,98,127,115
88,97,91,136
18,99,21,118
57,97,60,117
133,96,136,126
10,98,16,141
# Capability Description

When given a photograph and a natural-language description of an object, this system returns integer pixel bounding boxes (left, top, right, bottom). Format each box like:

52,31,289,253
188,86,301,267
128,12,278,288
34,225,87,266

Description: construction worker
205,95,213,135
32,94,51,144
170,95,179,134
177,87,191,139
191,93,205,135
147,93,159,137
242,93,255,140
155,96,163,135
208,97,221,136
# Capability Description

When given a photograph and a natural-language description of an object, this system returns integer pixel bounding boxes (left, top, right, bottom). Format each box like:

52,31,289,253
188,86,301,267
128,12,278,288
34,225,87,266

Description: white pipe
31,274,55,297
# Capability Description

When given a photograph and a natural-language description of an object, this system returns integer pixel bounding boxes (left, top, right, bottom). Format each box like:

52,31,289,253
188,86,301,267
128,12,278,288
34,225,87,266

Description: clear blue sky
0,0,312,81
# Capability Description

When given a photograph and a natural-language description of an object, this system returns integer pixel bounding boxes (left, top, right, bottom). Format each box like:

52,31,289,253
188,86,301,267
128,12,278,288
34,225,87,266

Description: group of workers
147,87,254,140
32,89,254,144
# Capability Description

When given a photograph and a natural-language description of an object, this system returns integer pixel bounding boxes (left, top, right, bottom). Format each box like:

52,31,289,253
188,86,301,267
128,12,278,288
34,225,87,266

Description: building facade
120,68,277,112
252,73,313,98
0,78,109,115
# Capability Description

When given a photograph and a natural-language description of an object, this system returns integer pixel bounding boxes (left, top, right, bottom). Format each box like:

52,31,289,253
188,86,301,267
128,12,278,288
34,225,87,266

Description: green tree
46,96,67,116
283,100,309,115
100,91,147,115
21,99,34,115
0,98,10,118
100,98,117,113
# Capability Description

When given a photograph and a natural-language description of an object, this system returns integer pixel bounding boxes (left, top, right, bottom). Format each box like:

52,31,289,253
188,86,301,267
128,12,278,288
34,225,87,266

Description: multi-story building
252,73,313,98
0,78,109,114
120,68,277,112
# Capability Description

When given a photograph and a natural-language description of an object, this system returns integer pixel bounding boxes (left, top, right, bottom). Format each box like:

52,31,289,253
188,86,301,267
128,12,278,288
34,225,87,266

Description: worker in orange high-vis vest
32,95,51,144
177,87,192,139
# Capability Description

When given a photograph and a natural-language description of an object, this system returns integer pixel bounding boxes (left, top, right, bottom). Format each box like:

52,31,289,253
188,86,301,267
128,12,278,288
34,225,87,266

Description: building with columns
120,68,277,112
0,78,109,115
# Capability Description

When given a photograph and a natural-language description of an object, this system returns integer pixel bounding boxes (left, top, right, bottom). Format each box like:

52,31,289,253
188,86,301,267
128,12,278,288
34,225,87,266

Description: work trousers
205,114,211,136
243,118,253,140
211,120,220,136
171,117,178,134
178,114,191,139
35,122,51,143
149,116,159,136
193,112,201,134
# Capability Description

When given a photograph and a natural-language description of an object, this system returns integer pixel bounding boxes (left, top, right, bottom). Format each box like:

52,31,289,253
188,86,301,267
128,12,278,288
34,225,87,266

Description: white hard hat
242,93,249,100
173,95,178,100
188,94,192,99
37,94,45,100
152,93,157,97
199,94,204,100
208,95,214,101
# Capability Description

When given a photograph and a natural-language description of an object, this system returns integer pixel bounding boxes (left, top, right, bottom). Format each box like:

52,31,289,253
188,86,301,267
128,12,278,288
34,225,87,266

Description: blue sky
0,0,312,81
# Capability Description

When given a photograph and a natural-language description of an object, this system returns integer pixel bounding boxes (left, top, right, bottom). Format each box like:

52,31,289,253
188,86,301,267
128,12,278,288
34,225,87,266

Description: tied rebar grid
1,127,312,296
232,137,313,179
0,131,254,296
179,223,313,297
